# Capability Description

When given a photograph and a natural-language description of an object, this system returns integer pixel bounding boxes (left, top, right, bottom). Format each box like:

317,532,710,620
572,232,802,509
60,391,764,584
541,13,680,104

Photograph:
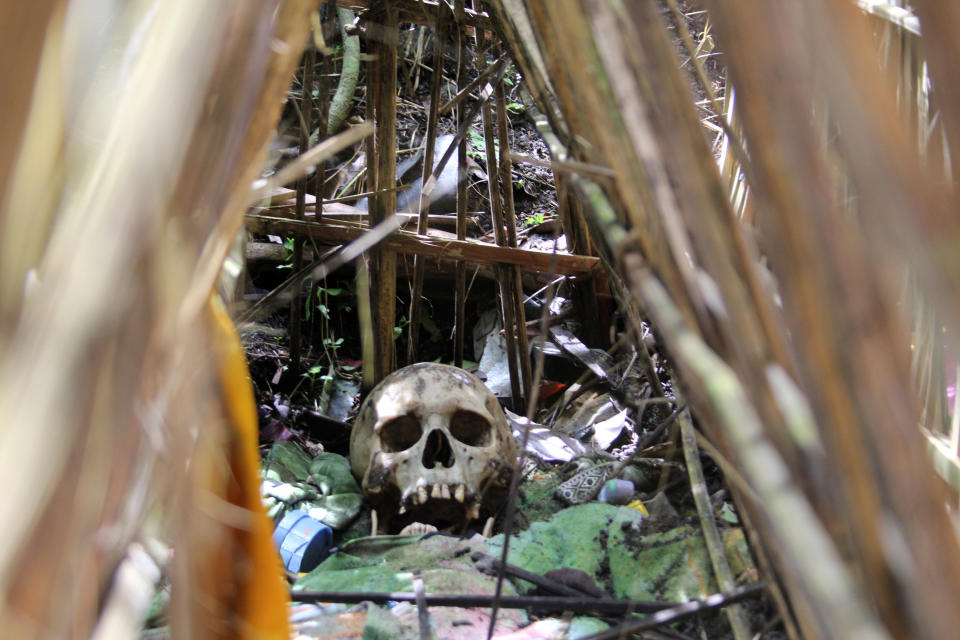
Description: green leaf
524,212,545,227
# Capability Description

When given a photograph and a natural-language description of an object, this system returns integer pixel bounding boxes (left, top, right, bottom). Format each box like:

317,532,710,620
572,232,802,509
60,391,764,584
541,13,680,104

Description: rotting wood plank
244,215,599,276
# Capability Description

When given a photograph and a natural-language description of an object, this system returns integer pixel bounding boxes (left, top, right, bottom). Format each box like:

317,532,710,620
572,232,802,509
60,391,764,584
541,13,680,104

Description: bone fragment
399,522,438,536
482,516,495,538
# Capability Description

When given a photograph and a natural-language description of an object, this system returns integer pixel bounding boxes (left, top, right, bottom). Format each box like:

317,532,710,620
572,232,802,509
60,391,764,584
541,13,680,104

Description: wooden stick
289,585,763,617
678,405,753,640
495,70,532,401
478,31,522,412
368,1,399,382
245,215,600,276
289,45,316,375
408,4,448,364
454,1,468,368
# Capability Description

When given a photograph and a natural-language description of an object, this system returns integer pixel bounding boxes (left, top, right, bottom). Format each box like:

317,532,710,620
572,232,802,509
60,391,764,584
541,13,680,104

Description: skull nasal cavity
422,429,455,469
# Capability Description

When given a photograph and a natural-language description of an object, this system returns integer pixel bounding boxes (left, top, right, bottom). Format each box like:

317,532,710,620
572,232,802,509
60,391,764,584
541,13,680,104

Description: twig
486,231,564,640
413,572,431,640
678,405,752,640
577,584,764,640
290,589,702,615
408,2,448,364
310,214,407,280
438,54,509,115
249,122,374,202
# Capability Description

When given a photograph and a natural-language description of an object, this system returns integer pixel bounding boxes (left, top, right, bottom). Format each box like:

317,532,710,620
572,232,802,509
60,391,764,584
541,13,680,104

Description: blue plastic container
272,510,333,572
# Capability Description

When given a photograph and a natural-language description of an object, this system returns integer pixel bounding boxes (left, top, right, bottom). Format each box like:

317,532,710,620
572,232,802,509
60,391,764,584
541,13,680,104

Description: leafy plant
292,363,332,398
394,315,409,340
467,129,486,160
524,212,545,227
277,237,296,269
310,284,343,321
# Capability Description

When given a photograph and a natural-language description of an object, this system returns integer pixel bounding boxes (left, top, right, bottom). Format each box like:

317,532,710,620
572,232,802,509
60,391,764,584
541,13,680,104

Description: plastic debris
597,479,635,505
273,510,333,572
507,409,586,463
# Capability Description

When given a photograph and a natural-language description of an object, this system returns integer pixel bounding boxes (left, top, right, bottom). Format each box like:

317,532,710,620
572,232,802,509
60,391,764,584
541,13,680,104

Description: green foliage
467,129,501,161
524,212,546,227
393,315,409,341
277,237,296,269
310,284,343,321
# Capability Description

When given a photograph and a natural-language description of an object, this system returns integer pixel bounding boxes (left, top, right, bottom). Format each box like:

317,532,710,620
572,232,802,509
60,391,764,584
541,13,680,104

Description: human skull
350,363,517,531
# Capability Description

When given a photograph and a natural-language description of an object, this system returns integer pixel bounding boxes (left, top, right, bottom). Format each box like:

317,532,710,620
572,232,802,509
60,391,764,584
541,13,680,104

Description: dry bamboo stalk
476,30,524,411
408,4,448,364
494,68,532,401
454,0,469,368
705,4,960,638
367,1,399,382
245,215,600,275
289,45,316,374
633,269,889,640
677,406,752,640
485,2,960,639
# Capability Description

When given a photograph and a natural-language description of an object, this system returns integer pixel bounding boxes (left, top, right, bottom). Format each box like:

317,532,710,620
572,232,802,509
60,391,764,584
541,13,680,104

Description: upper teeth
404,483,468,506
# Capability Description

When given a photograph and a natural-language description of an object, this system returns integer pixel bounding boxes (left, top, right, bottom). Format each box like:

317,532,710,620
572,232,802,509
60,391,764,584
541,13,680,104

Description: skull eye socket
380,414,422,452
449,410,492,446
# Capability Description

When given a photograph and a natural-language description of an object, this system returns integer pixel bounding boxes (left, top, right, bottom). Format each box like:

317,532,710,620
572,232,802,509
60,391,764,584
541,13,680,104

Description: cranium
350,363,517,532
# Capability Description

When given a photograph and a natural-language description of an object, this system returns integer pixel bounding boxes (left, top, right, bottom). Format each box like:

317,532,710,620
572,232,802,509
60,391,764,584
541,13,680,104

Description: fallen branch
245,214,600,276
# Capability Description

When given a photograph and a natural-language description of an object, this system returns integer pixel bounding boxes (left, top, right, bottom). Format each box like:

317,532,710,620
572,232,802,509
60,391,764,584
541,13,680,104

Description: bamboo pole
454,0,469,368
289,44,316,375
367,1,399,383
407,5,448,364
